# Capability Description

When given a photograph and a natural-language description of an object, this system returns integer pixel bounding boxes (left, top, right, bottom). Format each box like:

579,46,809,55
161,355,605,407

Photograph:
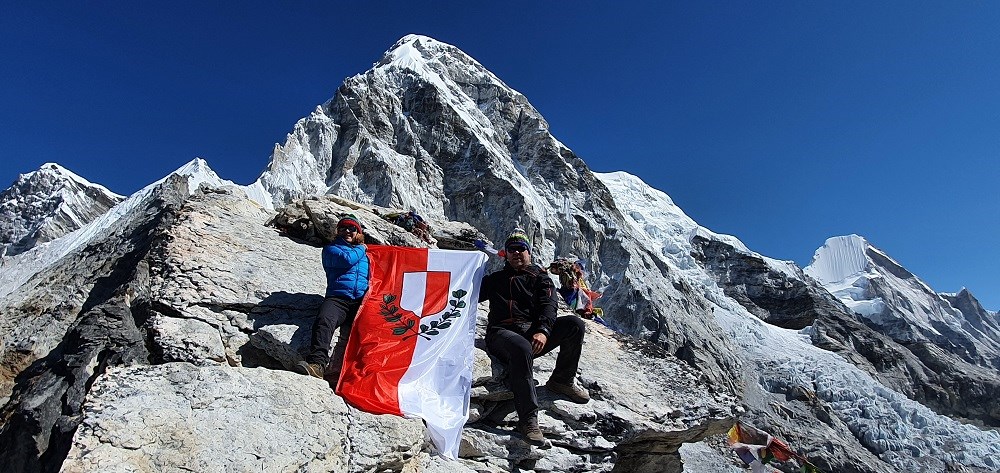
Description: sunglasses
505,246,529,253
337,226,359,233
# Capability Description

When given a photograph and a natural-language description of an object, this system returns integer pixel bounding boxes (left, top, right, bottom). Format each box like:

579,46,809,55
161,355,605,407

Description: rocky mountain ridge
0,176,739,472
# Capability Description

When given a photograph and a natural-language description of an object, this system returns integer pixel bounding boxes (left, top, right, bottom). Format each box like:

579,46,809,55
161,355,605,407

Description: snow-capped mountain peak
805,234,1000,370
1,162,124,257
803,234,870,285
174,157,213,178
375,34,515,94
170,157,233,191
805,234,940,318
34,162,121,198
805,234,921,288
380,34,446,70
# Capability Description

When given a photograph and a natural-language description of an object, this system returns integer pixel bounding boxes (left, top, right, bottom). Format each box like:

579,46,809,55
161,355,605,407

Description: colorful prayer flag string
727,421,823,473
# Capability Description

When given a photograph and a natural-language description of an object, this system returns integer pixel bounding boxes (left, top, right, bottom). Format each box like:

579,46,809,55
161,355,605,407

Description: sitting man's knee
559,314,586,333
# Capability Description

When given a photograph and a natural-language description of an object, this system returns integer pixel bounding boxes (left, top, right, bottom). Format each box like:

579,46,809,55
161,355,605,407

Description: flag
727,421,822,473
728,422,773,473
336,246,488,459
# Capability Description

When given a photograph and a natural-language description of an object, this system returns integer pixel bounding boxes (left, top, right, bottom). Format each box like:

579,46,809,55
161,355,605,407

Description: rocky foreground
2,183,738,472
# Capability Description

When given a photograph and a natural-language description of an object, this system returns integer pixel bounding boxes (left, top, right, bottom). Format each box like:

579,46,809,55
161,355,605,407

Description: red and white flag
336,246,488,459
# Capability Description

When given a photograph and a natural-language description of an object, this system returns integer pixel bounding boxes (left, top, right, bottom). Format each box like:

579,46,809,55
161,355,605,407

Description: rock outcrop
691,234,846,330
0,175,188,473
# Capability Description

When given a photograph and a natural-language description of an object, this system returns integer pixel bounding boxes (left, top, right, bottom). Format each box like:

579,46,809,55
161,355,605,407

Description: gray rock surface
691,234,845,330
60,363,427,473
265,195,486,251
148,314,227,365
0,175,189,473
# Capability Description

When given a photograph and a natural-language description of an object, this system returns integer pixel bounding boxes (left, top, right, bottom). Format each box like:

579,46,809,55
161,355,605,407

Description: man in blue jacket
296,216,370,379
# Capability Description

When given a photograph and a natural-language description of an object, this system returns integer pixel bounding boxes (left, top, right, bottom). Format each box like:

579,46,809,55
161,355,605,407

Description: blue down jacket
322,237,369,299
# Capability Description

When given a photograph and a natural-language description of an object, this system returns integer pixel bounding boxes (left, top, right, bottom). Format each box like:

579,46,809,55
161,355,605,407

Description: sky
2,2,997,310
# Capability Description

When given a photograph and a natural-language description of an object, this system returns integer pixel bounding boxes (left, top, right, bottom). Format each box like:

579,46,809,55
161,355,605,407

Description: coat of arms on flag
336,246,489,459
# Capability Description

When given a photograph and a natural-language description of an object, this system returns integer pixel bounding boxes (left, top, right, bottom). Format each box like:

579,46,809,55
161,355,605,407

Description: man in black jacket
479,229,590,446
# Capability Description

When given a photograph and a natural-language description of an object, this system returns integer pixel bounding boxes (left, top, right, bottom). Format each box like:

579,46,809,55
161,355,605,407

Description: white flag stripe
397,249,488,459
399,271,428,317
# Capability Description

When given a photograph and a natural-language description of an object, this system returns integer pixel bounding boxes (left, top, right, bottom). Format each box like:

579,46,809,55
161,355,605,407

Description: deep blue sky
2,2,997,310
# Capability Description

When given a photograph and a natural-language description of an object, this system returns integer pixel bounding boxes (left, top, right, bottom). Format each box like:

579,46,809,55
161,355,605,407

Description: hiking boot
478,379,514,402
294,361,325,379
517,415,550,447
545,380,590,404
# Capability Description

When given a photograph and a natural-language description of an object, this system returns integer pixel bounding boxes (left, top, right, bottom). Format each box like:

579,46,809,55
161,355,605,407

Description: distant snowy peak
804,234,872,284
174,157,213,177
804,234,936,318
805,234,916,286
804,235,890,318
0,163,124,256
0,157,241,299
806,234,1000,368
31,163,121,199
170,157,233,191
941,288,1000,338
375,34,517,95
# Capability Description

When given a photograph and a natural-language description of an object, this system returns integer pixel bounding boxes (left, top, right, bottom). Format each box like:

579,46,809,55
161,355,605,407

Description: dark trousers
485,316,586,421
307,296,362,367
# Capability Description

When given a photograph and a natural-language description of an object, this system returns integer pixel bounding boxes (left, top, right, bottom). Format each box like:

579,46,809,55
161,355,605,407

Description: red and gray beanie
337,215,363,233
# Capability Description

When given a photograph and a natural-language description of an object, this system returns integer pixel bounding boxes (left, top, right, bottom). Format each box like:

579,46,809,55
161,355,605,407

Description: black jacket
479,262,558,337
